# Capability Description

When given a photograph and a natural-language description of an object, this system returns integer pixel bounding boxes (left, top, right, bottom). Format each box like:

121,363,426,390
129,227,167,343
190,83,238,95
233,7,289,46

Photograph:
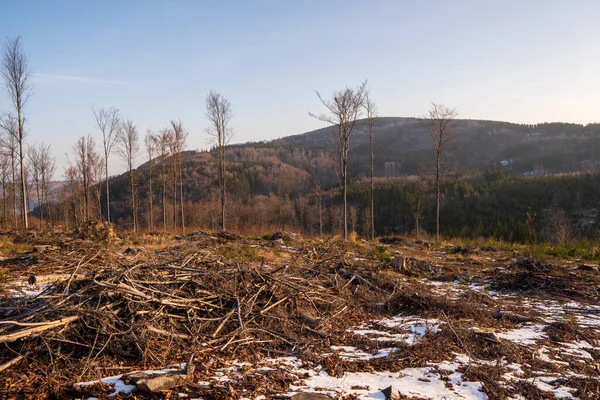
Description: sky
0,0,599,175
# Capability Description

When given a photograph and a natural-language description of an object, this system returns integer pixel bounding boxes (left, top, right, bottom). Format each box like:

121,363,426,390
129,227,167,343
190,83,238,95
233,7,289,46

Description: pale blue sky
0,0,599,174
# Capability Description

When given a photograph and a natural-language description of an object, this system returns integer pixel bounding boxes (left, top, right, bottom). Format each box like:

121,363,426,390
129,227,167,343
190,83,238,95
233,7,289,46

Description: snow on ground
6,282,50,298
349,315,443,345
75,364,185,397
74,279,600,399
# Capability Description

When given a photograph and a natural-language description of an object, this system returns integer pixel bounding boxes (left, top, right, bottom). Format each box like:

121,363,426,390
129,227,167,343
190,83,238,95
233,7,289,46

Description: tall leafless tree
0,115,19,227
313,181,324,236
153,129,171,230
205,92,233,231
310,80,367,241
364,89,377,241
70,135,99,223
39,143,55,225
144,130,155,230
27,143,43,227
92,105,120,224
0,154,9,227
2,37,32,228
420,103,458,243
169,120,187,234
117,119,140,233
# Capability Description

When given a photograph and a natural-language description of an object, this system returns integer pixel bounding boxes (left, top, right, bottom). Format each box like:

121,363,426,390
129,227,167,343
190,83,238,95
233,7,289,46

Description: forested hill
92,117,600,240
231,117,600,181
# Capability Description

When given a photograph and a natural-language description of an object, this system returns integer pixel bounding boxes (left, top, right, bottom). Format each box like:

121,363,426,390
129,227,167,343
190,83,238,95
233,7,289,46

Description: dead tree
0,153,9,227
364,89,377,241
0,115,19,227
420,103,458,243
205,92,233,231
92,105,121,224
2,37,32,228
118,119,140,233
39,143,55,226
70,135,99,223
153,129,171,230
313,181,324,236
145,130,155,230
170,120,187,234
310,80,367,241
26,144,42,227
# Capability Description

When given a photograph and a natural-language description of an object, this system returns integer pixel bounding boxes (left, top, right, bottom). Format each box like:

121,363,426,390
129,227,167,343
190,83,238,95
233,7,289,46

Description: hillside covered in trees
71,117,600,243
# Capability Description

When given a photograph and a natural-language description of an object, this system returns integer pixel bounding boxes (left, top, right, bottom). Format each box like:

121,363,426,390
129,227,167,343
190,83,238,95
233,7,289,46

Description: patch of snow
75,364,185,397
496,324,547,346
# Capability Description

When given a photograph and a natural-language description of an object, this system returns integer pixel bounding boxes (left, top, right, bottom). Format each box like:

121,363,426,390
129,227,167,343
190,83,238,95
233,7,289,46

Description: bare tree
419,103,458,243
0,115,19,227
0,153,9,227
169,120,187,234
144,130,155,230
364,89,377,241
70,135,99,223
27,143,42,227
313,181,324,236
310,80,367,241
39,143,55,225
153,129,171,230
92,105,121,224
2,37,32,228
117,119,140,233
63,165,80,228
205,92,233,231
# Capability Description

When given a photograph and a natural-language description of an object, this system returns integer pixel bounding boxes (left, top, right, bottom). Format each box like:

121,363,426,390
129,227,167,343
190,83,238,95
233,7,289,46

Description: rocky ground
0,228,599,399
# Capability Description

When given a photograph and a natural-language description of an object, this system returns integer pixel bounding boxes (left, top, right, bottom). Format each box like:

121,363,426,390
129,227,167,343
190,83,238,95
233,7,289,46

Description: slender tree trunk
35,180,42,229
11,153,17,228
105,158,110,223
130,168,136,233
162,163,167,230
219,147,226,231
148,164,153,230
2,171,6,229
435,151,440,243
179,154,185,234
416,195,421,238
318,196,323,236
343,158,347,241
370,135,375,241
18,134,27,229
172,156,177,229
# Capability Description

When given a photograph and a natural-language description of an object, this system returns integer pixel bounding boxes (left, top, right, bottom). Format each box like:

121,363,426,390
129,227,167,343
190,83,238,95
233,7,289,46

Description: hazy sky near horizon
1,0,599,174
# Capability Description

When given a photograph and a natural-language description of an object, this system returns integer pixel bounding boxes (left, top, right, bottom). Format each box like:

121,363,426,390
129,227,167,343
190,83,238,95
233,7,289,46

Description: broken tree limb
0,355,24,373
0,316,78,344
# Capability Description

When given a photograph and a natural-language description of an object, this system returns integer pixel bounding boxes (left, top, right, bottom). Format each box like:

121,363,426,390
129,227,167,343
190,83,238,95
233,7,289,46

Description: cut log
0,316,78,344
291,393,333,400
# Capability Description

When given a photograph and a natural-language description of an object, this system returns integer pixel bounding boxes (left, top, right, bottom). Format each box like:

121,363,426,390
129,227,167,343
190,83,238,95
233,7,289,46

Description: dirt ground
0,228,599,399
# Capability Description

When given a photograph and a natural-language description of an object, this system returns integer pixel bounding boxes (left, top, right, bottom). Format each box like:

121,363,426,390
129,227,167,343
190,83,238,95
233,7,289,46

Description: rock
27,275,36,285
381,384,402,399
291,393,333,400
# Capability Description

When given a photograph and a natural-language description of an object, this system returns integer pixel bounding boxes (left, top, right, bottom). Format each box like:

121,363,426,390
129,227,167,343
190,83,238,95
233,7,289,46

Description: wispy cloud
34,73,128,85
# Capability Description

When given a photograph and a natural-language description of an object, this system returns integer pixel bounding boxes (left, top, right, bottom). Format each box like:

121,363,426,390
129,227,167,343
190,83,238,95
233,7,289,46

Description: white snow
75,364,185,396
496,324,547,346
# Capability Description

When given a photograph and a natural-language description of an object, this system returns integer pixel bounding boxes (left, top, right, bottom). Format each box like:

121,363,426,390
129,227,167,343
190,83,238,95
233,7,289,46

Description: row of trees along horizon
2,37,598,245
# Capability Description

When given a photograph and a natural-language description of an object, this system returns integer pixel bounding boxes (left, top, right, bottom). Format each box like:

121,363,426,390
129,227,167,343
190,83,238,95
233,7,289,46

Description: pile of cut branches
0,241,381,397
